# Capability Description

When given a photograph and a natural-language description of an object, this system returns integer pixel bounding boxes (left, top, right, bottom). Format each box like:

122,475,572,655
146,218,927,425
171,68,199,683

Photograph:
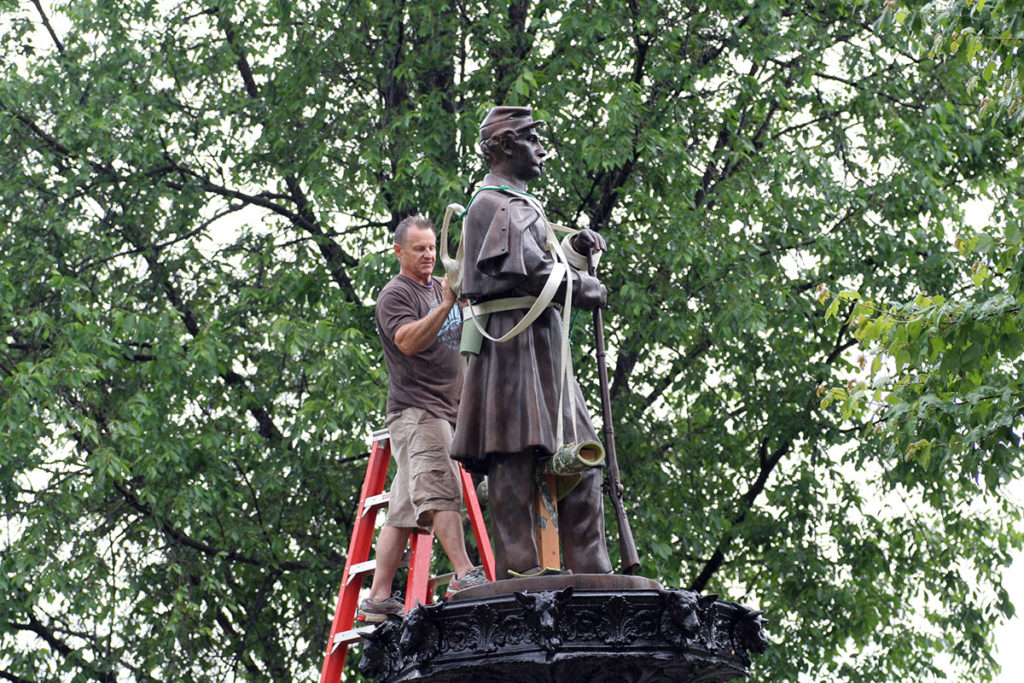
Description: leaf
825,297,842,321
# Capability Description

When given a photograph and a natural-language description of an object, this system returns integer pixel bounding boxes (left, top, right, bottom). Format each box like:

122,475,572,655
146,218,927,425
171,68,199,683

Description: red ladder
319,428,495,683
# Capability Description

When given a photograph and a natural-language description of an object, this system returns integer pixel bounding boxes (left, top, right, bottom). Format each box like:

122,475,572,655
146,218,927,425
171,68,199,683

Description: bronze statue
450,106,612,578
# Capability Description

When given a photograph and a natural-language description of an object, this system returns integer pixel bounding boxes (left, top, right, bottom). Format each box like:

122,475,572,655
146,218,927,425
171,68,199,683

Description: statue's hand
570,229,607,258
577,280,607,310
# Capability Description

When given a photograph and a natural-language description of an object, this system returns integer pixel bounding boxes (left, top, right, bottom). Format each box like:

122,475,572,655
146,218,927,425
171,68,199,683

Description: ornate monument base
359,575,766,682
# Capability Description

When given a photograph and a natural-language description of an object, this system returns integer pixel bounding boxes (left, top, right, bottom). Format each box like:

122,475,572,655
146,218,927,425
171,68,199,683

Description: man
450,106,613,578
359,215,487,622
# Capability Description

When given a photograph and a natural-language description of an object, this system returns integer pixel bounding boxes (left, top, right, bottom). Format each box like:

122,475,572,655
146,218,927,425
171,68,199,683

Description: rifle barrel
589,254,640,574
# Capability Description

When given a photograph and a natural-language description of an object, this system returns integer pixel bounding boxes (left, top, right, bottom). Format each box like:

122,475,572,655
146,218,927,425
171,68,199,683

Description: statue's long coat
450,173,604,473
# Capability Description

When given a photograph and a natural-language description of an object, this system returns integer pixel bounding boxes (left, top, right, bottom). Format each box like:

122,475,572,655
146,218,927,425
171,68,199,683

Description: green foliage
822,219,1023,490
891,0,1024,123
1,0,1022,681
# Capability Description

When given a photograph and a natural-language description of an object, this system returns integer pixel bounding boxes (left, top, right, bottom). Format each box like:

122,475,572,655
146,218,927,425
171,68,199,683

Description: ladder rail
319,436,391,683
461,466,495,580
404,529,434,612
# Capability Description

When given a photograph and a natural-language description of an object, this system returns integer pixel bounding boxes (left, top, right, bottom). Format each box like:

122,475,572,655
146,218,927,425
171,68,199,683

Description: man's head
394,215,436,285
479,106,547,182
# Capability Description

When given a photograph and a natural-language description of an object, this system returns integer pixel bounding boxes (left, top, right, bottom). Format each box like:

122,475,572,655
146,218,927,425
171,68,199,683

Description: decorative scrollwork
472,603,506,653
602,594,639,647
358,586,766,681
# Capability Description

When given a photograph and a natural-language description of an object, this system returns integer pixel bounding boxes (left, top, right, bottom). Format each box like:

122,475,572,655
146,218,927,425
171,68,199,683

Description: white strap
464,261,567,344
439,203,465,298
465,295,549,317
511,192,578,447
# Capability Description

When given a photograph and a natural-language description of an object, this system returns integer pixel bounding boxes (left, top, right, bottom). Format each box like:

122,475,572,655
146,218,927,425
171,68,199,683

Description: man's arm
393,277,458,356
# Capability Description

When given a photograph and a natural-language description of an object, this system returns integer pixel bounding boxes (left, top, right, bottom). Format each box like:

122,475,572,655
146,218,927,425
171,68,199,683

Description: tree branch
214,14,360,298
213,607,265,679
30,0,65,55
9,612,116,683
642,335,714,410
0,669,37,683
74,201,250,275
689,437,792,592
689,316,857,592
215,10,259,98
585,3,650,232
111,479,311,571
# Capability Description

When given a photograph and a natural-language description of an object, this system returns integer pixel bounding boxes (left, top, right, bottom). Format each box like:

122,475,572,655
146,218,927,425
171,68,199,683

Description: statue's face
504,130,547,182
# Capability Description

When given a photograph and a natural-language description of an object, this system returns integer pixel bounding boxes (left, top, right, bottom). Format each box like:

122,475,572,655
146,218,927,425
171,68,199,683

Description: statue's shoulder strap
440,182,577,294
462,184,576,236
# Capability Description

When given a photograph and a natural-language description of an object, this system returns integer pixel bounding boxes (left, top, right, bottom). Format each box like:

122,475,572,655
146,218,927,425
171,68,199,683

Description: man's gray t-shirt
375,274,464,423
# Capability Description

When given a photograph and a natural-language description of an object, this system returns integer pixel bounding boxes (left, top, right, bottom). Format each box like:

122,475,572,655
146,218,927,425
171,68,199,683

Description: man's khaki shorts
385,407,463,528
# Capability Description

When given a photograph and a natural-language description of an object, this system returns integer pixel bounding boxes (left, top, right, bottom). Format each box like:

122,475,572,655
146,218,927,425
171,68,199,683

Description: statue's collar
482,173,527,192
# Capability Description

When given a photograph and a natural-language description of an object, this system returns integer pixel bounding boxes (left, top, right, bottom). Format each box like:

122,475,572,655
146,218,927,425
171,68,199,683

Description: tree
1,0,1021,680
818,0,1024,484
820,3,1024,669
892,0,1024,123
822,225,1023,483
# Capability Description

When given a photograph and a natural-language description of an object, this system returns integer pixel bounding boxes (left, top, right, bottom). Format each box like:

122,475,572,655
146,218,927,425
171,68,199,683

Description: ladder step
331,626,376,654
428,571,454,591
361,492,390,514
345,552,417,587
345,560,377,584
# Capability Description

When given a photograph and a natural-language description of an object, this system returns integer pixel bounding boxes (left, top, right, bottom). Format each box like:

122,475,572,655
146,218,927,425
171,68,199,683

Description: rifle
588,252,641,575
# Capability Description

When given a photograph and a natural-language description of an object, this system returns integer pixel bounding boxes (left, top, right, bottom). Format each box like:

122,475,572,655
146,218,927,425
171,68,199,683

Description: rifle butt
612,495,641,574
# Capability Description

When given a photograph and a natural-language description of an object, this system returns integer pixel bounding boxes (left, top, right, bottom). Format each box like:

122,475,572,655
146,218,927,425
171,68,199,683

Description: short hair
480,130,516,167
394,214,434,246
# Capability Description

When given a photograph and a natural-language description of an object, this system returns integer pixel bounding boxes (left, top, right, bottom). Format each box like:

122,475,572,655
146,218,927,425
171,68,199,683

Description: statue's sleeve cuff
560,233,601,272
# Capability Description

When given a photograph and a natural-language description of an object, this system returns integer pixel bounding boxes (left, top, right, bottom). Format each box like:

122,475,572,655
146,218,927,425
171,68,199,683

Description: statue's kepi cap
479,106,544,141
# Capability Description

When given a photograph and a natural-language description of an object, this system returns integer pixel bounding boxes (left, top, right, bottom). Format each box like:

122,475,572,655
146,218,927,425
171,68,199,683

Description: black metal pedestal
359,575,766,682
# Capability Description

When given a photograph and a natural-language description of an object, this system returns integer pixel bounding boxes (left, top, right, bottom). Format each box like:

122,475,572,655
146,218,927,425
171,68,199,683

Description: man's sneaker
446,566,489,598
357,593,404,623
